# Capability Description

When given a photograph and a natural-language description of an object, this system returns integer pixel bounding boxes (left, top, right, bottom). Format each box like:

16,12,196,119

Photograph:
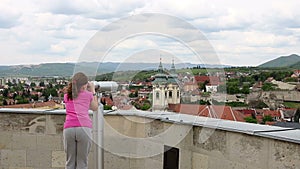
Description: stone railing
0,108,300,169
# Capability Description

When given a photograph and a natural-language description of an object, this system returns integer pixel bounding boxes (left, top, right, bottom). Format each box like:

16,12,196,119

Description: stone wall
0,111,300,169
192,127,300,169
247,90,300,102
0,113,65,169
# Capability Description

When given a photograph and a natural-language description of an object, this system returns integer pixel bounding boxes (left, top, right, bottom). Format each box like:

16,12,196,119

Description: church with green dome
152,58,180,111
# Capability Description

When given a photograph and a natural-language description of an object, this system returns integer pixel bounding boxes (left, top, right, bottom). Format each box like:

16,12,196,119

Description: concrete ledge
1,108,300,169
107,109,300,144
1,108,300,144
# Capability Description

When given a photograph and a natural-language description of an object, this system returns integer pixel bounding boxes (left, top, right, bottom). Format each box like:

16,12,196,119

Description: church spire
170,58,176,74
158,56,163,73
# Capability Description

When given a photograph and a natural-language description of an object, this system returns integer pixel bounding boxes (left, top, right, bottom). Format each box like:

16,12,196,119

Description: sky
1,0,300,66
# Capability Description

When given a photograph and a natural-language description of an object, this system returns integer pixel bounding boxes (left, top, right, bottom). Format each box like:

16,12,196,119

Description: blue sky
0,0,300,66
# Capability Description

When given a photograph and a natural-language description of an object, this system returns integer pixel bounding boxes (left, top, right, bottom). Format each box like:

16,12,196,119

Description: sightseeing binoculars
91,81,118,93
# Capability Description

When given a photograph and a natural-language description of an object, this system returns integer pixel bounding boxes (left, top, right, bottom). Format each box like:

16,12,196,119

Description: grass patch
283,101,300,108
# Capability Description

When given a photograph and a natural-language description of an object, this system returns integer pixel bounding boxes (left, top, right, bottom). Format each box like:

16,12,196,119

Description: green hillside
259,54,300,68
290,61,300,69
0,62,202,77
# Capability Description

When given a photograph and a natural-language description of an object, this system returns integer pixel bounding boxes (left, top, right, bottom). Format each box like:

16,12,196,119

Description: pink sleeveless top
64,90,93,129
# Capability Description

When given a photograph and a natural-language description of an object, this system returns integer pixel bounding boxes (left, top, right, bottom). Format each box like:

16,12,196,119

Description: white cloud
50,44,66,53
1,0,300,66
0,1,21,28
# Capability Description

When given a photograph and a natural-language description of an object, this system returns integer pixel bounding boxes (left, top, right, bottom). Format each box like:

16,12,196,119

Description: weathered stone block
193,152,208,169
37,135,62,150
12,133,37,150
26,149,51,168
8,167,34,169
0,149,26,167
227,132,268,168
208,157,259,169
193,127,227,155
104,151,130,169
88,151,95,169
268,139,300,169
0,114,39,132
129,154,162,169
51,151,65,168
0,132,12,149
180,149,192,169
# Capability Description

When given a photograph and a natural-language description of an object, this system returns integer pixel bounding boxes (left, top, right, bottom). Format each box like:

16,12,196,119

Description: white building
152,59,180,111
205,84,218,93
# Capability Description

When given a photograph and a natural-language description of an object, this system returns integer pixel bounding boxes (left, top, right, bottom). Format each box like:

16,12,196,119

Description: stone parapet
0,109,300,169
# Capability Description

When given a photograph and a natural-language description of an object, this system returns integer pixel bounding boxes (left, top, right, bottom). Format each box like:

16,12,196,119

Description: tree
48,83,53,88
104,105,112,110
262,82,276,91
129,90,138,98
0,96,3,106
262,115,273,124
6,81,13,87
141,103,151,110
227,83,240,94
3,99,7,105
245,117,257,123
198,80,209,92
2,89,8,97
39,81,45,87
226,102,248,107
199,100,210,105
31,94,39,101
284,77,298,82
14,95,29,104
240,84,250,94
30,82,36,87
217,84,226,93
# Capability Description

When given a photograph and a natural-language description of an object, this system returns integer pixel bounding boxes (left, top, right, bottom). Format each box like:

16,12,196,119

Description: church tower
152,58,180,111
166,59,180,105
152,58,168,111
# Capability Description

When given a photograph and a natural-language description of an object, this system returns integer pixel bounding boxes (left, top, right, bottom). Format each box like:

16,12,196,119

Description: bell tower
152,58,180,111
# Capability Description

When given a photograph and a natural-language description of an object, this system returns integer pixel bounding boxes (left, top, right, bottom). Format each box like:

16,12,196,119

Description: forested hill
0,62,226,77
258,54,300,68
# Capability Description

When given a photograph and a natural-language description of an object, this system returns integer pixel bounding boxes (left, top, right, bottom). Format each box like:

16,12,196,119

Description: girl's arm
88,82,98,111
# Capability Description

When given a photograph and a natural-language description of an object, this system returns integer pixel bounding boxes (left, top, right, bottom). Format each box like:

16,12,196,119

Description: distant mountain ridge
258,54,300,68
0,62,229,77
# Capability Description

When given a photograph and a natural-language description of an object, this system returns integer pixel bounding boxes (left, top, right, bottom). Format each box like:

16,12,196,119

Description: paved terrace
0,108,300,169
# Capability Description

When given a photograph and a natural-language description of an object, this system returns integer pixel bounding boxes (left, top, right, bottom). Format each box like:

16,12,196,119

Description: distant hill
0,62,229,77
290,60,300,69
258,54,300,68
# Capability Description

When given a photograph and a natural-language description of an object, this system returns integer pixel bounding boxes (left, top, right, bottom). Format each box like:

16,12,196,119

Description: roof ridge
230,107,237,121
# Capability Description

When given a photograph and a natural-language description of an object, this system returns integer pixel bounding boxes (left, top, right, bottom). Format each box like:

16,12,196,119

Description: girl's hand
87,82,96,93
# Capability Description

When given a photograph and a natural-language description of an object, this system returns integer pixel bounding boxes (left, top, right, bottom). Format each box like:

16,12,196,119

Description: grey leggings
63,127,92,169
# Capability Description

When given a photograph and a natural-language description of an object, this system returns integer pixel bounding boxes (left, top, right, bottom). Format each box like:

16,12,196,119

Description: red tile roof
236,109,256,117
1,100,58,109
101,97,114,106
169,104,245,122
263,110,281,117
194,76,221,85
265,121,276,125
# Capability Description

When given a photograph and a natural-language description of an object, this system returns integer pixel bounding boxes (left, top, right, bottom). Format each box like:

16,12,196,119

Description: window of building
163,145,179,169
177,91,179,98
156,92,159,99
169,91,172,97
